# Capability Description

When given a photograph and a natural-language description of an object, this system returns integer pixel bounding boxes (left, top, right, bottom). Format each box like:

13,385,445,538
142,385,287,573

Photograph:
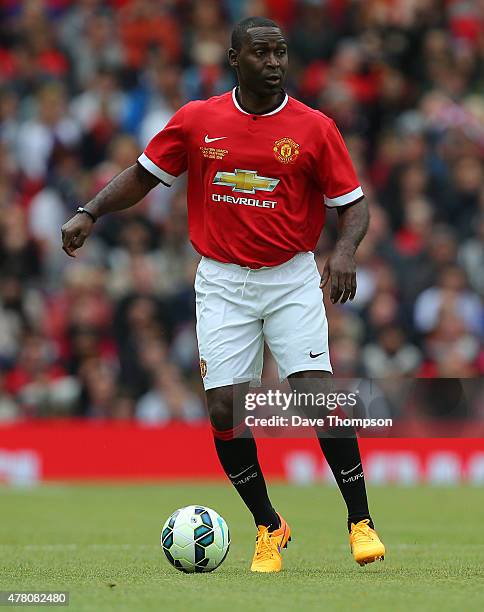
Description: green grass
1,483,483,612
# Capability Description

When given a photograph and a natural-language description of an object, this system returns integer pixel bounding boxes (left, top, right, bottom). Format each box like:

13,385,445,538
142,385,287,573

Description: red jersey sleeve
137,105,188,186
316,119,363,207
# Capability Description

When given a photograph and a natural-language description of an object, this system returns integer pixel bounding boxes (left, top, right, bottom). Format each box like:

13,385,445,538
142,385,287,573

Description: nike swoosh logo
229,464,254,479
309,351,326,358
205,135,227,143
341,463,361,476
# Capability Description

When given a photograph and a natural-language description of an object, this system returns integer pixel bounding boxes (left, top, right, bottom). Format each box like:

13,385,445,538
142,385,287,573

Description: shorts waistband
201,252,313,275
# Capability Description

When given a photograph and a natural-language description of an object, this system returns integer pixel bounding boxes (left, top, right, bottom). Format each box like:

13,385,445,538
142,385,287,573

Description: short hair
231,16,281,51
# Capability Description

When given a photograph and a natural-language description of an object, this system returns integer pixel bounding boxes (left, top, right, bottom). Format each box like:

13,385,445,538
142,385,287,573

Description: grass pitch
1,482,483,612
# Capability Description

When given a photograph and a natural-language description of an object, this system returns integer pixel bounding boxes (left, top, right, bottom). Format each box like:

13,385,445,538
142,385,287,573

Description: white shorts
195,252,332,390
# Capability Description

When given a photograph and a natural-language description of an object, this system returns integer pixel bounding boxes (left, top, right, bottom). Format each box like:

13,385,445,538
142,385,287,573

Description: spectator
362,326,422,378
419,308,481,378
136,362,204,424
5,332,77,416
414,265,482,335
15,83,81,182
0,205,41,280
77,357,118,418
66,11,124,89
0,368,18,421
458,213,484,295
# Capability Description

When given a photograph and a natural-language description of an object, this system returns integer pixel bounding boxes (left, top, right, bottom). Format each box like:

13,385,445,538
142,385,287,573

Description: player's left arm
317,118,369,304
320,197,369,304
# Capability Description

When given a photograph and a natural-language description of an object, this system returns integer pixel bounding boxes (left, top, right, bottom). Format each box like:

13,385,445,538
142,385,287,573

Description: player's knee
206,387,234,431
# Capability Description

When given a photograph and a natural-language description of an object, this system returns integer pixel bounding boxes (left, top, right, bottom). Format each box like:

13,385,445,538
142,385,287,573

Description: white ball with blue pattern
161,505,230,573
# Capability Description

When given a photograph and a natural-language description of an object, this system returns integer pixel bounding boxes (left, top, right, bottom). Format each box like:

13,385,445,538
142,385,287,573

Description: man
62,16,385,573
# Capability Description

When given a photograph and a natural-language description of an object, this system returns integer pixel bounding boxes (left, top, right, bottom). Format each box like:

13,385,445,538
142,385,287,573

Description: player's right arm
61,163,160,257
61,104,190,257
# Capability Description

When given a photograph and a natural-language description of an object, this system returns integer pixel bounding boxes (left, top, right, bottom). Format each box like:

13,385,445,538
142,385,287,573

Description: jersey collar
231,87,289,116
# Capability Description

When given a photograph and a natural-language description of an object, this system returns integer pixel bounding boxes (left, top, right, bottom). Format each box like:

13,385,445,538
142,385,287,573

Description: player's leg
207,383,278,530
262,252,384,565
288,369,385,565
287,370,384,565
195,257,291,571
206,383,291,572
287,370,373,530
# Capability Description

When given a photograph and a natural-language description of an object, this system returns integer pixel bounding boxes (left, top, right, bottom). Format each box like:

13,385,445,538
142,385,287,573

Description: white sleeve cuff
324,186,364,207
138,153,177,186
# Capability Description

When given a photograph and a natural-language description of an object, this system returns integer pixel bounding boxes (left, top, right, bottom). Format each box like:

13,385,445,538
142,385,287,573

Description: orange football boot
350,519,385,566
250,513,291,573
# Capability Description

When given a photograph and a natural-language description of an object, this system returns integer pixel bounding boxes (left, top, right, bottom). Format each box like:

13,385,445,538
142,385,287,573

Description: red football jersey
138,88,363,268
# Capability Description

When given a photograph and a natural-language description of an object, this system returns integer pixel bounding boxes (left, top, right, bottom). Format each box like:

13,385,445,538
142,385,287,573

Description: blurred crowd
0,0,483,422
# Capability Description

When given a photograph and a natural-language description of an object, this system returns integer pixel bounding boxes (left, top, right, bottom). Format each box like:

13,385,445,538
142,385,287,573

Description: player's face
232,27,288,96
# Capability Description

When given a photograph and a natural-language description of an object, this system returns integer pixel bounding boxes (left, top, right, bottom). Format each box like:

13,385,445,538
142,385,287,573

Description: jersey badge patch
273,137,300,164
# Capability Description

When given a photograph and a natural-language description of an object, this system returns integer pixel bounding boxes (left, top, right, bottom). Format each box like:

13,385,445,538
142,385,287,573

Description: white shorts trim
284,364,333,377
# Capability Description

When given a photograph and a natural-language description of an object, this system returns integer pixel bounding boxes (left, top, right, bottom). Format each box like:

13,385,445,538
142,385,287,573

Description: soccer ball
161,505,230,573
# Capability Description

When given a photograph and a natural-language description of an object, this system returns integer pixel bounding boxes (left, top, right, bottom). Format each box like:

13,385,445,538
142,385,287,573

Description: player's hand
320,247,356,304
61,214,94,257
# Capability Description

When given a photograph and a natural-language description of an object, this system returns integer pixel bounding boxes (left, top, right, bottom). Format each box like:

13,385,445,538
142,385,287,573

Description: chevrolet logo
213,169,279,194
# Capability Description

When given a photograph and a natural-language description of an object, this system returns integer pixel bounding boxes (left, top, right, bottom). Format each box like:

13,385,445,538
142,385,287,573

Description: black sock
213,424,279,530
317,434,373,532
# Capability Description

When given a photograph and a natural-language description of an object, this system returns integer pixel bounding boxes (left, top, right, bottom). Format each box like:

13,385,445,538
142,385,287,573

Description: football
161,505,230,573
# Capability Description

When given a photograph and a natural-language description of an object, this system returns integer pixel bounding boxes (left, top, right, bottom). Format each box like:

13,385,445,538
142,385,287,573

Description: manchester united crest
273,137,300,164
200,358,207,378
